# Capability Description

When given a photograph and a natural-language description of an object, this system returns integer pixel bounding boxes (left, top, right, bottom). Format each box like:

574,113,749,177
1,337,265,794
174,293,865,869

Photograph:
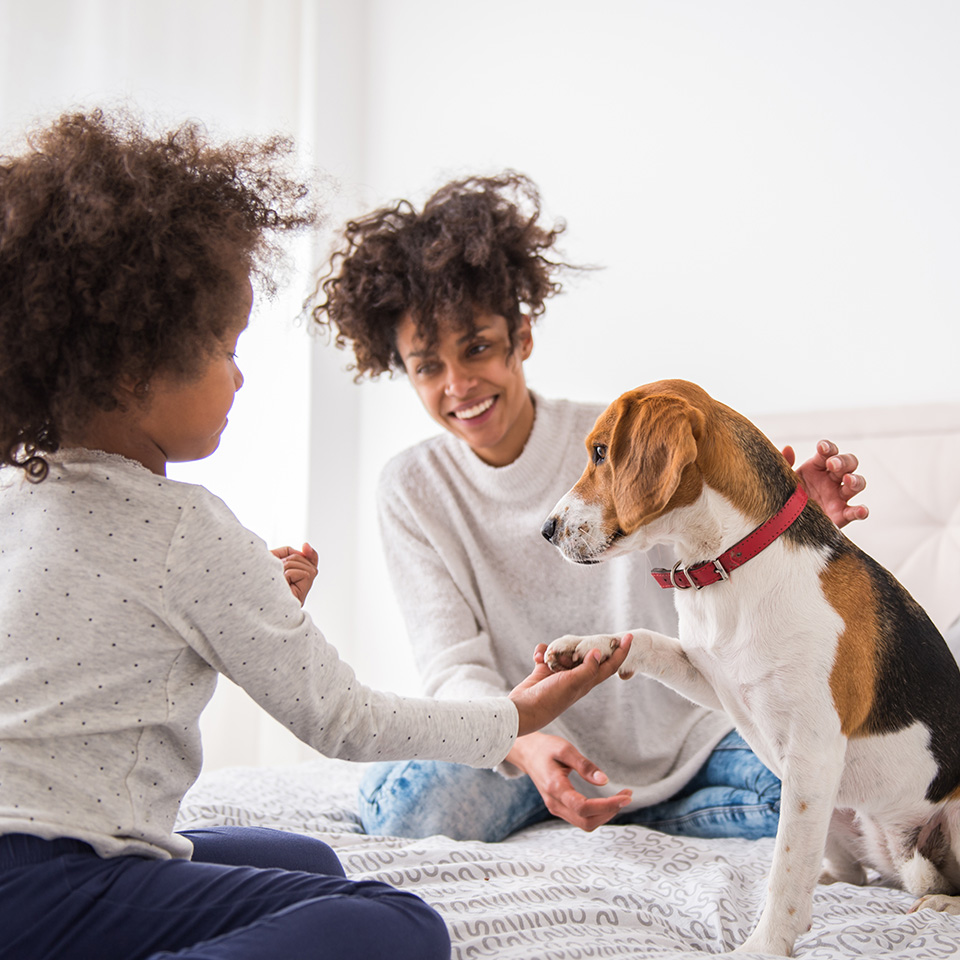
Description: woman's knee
358,760,435,836
358,760,536,842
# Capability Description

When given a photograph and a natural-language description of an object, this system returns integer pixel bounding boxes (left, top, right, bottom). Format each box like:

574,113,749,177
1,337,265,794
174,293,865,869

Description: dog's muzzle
541,513,602,564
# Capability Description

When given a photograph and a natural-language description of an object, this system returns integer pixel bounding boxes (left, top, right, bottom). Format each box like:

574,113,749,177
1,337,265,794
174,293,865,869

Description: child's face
396,310,535,467
75,279,254,475
134,286,252,474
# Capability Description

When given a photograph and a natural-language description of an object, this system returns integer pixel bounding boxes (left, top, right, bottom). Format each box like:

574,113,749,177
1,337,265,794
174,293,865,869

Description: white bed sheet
177,758,960,959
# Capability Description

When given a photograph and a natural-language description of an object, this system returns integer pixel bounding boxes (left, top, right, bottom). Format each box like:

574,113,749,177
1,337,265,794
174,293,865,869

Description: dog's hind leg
906,805,960,913
821,808,868,886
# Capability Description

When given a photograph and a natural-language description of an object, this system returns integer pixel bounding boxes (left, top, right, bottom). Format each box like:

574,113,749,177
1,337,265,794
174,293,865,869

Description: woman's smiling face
396,310,535,467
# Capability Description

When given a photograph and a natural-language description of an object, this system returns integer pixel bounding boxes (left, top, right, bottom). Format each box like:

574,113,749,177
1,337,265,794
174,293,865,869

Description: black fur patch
850,546,960,803
725,413,843,552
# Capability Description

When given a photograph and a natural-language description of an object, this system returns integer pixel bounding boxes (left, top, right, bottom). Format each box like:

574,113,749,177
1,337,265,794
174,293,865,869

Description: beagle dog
541,379,960,957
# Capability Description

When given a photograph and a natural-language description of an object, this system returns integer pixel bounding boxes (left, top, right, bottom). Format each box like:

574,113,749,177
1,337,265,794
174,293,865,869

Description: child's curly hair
311,171,575,379
0,108,317,480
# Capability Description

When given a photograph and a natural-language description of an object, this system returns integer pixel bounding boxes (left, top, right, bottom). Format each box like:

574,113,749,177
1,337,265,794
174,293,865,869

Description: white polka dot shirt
0,450,516,859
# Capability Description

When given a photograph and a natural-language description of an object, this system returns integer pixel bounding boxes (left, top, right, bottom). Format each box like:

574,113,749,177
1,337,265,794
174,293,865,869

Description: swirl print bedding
177,758,960,958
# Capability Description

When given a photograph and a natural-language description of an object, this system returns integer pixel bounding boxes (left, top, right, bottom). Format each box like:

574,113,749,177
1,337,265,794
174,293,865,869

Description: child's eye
415,361,438,377
467,342,489,357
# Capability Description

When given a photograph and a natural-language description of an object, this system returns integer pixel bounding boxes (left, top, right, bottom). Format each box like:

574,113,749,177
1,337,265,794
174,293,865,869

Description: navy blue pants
0,826,449,960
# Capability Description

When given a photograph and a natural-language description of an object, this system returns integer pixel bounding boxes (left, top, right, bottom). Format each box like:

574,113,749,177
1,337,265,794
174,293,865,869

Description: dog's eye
592,444,607,465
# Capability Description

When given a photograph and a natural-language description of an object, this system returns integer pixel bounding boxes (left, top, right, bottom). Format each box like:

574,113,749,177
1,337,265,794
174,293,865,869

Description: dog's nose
541,516,558,542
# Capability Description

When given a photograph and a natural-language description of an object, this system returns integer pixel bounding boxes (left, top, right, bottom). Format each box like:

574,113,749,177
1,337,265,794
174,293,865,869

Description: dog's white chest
673,542,842,769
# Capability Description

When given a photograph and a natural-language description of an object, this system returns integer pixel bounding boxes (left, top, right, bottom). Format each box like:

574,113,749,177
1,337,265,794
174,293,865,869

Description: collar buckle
711,559,730,583
670,560,721,590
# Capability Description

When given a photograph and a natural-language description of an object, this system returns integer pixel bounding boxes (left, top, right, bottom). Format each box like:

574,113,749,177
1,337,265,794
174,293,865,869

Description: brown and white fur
541,379,960,956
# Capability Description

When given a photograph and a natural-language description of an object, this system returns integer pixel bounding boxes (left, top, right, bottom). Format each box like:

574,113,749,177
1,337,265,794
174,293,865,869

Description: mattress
176,757,960,959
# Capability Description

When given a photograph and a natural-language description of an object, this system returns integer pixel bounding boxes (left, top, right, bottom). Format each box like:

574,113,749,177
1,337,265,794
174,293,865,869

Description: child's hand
270,542,319,605
509,635,633,736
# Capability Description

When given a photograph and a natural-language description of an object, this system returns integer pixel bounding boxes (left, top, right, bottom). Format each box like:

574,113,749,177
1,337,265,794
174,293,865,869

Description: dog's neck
645,485,759,567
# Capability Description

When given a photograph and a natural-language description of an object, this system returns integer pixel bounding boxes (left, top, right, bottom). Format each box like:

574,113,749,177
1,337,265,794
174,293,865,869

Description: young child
0,112,629,960
312,171,869,844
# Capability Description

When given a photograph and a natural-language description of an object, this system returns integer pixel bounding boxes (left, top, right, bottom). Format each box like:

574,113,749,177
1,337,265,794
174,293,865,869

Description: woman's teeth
454,397,495,420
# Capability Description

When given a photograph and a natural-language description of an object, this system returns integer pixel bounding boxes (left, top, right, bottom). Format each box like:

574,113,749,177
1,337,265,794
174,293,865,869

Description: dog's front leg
621,628,724,710
734,741,846,957
545,629,723,711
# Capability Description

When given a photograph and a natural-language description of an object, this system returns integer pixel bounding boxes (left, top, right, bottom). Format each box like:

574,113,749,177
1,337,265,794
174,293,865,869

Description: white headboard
755,402,960,637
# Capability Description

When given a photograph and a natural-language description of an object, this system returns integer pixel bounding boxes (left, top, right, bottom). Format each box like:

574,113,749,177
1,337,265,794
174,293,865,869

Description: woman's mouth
452,397,496,421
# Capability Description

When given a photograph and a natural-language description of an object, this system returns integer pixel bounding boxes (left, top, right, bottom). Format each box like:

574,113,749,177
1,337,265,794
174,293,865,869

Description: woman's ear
517,314,533,361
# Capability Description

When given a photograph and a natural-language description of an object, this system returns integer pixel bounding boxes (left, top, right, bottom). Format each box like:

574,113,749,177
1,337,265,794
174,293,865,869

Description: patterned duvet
177,757,960,958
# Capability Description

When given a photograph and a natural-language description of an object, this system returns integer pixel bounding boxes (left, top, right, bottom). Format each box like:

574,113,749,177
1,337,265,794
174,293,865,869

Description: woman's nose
443,362,476,397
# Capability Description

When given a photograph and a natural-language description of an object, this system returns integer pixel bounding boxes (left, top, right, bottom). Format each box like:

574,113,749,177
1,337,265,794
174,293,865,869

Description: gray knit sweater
378,394,734,808
0,451,516,860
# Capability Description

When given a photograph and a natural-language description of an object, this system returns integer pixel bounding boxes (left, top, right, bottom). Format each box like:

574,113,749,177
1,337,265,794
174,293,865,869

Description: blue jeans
0,826,449,960
359,730,780,842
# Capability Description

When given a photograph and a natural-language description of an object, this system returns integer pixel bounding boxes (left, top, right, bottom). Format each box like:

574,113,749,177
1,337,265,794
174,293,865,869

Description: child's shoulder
3,449,235,527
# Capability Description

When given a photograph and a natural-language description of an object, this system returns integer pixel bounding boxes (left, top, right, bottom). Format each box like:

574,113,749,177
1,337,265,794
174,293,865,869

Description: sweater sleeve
377,460,515,701
161,487,517,767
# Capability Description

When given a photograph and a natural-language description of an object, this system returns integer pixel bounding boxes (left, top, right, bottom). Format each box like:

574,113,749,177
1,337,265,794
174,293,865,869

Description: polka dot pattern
0,451,516,859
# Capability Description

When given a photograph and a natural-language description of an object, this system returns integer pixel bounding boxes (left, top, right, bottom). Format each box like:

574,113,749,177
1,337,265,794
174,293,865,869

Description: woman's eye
592,444,607,465
467,343,489,357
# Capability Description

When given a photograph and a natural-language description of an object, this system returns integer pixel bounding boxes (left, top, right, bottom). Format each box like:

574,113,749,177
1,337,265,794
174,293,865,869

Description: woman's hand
506,731,633,831
784,440,868,527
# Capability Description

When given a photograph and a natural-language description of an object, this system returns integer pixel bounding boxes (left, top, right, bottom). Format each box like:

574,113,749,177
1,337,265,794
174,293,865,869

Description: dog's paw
733,932,795,956
545,633,622,672
909,893,960,915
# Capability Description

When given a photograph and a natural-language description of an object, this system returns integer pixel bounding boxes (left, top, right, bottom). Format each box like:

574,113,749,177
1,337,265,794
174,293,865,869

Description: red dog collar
651,485,809,590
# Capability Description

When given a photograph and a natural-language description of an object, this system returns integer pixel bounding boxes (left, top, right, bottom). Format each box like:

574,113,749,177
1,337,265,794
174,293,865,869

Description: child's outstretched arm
270,542,319,605
509,635,633,736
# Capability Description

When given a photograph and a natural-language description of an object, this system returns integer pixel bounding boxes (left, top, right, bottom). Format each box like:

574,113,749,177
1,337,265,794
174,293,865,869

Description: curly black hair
310,171,577,379
0,107,318,480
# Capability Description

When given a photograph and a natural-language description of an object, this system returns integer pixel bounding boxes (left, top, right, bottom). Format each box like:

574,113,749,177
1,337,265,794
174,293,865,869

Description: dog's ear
610,394,700,532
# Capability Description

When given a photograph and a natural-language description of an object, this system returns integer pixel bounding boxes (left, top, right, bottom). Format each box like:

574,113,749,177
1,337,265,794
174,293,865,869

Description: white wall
3,1,959,767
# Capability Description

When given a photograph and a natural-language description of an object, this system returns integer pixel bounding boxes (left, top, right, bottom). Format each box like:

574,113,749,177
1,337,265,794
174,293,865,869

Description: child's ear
115,376,149,407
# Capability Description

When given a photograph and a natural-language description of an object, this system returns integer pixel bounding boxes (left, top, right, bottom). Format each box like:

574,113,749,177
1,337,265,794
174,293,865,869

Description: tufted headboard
753,402,960,642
